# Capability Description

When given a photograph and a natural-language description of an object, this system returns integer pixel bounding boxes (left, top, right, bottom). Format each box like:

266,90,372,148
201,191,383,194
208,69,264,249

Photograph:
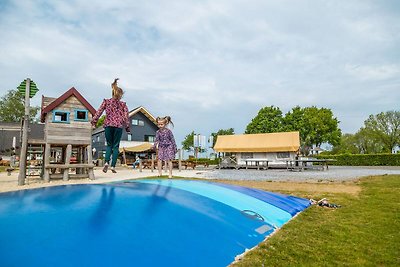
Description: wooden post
76,147,82,174
18,78,30,185
63,144,72,181
44,143,51,182
151,154,155,172
84,147,87,174
178,149,182,172
87,144,95,180
122,148,127,166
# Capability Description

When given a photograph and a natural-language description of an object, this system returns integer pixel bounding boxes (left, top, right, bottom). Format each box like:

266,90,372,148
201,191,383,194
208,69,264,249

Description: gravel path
192,166,400,182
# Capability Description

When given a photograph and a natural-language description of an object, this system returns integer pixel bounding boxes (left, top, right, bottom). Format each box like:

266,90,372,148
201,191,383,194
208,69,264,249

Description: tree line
331,111,400,154
181,106,400,156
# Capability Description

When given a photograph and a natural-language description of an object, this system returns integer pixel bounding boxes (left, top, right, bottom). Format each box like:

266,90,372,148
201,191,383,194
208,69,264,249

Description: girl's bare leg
168,160,173,178
157,159,162,176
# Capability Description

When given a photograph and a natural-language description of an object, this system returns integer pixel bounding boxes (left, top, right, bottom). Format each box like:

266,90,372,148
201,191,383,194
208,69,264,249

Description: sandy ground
0,167,210,193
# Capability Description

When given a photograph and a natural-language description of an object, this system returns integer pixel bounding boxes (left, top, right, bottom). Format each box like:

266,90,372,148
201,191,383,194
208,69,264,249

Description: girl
154,116,177,178
91,78,130,173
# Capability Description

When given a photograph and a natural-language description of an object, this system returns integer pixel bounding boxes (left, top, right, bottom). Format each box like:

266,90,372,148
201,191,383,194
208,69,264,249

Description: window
74,109,88,121
241,153,253,159
145,135,155,142
97,136,100,142
132,119,144,126
52,110,70,123
277,152,290,159
127,134,132,141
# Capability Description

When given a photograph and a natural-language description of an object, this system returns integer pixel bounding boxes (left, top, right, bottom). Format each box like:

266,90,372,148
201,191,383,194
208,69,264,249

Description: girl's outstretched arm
91,99,107,126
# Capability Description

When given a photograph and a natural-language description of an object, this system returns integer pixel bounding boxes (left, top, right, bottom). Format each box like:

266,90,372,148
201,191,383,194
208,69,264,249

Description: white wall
236,151,296,166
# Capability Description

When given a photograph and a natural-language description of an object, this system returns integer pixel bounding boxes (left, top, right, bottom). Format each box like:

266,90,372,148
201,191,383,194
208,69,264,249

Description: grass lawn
0,166,8,173
221,175,400,266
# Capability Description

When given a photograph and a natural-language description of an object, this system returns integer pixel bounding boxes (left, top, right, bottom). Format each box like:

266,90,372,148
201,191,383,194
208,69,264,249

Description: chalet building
92,106,158,159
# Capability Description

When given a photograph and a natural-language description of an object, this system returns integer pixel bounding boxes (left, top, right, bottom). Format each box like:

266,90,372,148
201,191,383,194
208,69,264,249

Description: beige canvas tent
119,143,153,153
214,132,300,168
214,132,300,152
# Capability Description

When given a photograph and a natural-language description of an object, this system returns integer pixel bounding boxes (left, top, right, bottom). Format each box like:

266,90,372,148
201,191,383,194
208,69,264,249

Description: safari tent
214,131,300,168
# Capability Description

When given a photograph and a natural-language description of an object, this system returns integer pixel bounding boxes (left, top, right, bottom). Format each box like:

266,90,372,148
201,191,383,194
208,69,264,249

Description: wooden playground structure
40,88,96,181
17,84,96,184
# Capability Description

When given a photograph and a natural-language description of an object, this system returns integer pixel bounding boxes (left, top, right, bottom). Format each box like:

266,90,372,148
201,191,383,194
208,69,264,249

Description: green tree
363,111,400,153
181,131,207,157
353,127,385,154
301,107,341,149
211,128,234,148
245,106,284,134
283,106,304,132
96,115,106,128
182,131,195,152
331,133,359,154
0,90,40,122
284,106,341,155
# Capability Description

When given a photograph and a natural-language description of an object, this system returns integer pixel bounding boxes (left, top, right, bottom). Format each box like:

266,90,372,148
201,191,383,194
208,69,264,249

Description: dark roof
41,87,96,122
92,127,105,134
128,106,157,125
0,122,45,151
0,122,21,128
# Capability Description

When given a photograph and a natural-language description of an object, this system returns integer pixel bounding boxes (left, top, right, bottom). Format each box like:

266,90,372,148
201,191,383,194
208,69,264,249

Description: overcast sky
1,0,399,148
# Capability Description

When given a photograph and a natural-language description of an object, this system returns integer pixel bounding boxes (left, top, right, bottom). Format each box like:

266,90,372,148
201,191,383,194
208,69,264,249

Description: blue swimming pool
0,179,310,266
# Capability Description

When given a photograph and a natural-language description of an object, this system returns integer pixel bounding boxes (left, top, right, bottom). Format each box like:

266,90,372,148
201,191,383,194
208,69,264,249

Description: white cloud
345,64,400,81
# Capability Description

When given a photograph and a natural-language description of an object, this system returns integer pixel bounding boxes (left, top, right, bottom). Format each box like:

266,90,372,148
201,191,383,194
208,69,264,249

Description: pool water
0,179,310,267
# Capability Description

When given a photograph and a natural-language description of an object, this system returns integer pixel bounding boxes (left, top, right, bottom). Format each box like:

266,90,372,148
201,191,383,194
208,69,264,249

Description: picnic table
244,158,270,170
285,158,334,171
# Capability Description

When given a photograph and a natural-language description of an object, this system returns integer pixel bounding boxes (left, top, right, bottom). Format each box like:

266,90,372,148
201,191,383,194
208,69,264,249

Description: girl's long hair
111,78,124,100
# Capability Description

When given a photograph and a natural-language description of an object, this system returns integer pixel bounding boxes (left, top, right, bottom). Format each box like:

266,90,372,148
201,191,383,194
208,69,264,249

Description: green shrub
186,158,219,165
316,153,400,166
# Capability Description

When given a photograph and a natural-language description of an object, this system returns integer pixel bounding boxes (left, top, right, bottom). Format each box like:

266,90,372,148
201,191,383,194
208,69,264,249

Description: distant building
92,106,158,159
0,122,44,156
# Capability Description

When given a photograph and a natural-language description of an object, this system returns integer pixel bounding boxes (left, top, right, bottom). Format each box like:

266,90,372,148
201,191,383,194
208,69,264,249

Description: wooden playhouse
40,87,96,181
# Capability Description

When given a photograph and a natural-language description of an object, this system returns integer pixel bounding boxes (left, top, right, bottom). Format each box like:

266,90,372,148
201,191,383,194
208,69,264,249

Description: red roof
41,87,96,122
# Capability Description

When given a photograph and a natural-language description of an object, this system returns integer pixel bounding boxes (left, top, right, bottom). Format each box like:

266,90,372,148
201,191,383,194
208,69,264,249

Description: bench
139,160,209,170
